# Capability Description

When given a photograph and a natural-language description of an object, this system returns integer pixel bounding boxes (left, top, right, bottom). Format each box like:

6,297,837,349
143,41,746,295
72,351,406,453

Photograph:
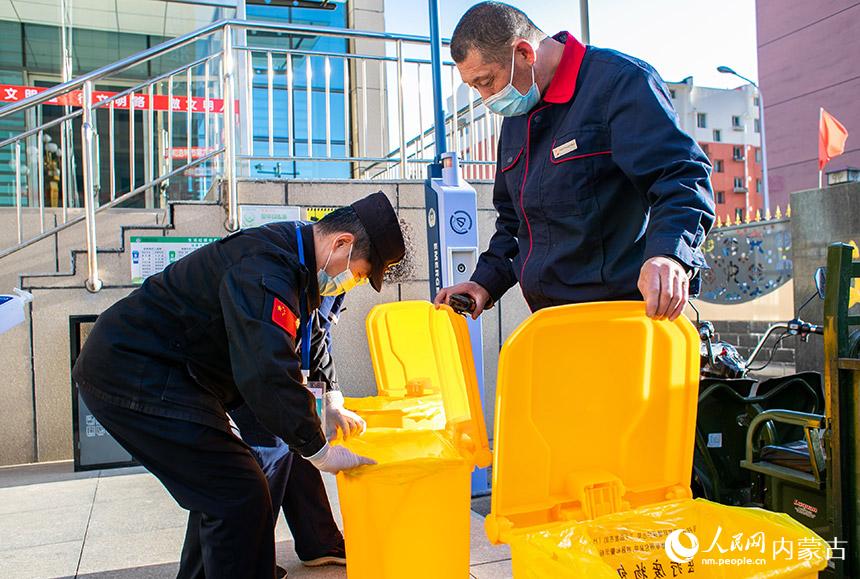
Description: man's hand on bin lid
433,281,492,320
638,256,691,321
307,443,376,474
323,391,366,442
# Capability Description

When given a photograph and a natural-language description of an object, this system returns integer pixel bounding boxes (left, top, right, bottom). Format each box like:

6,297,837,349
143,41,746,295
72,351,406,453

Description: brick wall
711,320,798,366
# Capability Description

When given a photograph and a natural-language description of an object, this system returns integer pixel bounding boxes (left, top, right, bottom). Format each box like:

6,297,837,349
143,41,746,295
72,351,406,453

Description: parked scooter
690,269,826,507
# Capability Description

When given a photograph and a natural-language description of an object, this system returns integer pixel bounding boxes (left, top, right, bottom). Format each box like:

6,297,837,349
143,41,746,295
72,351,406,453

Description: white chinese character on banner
773,537,794,560
796,538,823,562
96,94,109,102
133,95,146,109
116,95,128,108
703,526,729,554
24,88,38,98
171,97,181,110
4,87,18,100
204,99,215,112
827,538,848,561
745,532,766,554
728,532,745,552
189,99,198,111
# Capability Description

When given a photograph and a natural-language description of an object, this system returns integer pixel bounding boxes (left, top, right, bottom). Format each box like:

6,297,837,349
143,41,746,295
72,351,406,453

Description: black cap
351,191,406,292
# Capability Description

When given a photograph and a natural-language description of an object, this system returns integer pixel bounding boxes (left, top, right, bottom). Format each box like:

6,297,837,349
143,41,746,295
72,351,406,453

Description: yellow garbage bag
510,498,829,579
343,393,445,430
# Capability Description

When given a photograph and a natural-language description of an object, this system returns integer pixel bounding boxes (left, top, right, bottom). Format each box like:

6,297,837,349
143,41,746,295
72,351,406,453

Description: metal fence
0,18,500,291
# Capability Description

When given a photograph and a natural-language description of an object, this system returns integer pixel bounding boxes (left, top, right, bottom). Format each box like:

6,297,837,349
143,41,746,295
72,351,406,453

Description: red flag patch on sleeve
271,297,298,338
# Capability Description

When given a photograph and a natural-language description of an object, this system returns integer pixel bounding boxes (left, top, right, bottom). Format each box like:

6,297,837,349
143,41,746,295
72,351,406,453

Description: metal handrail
0,16,490,292
0,18,451,119
0,21,226,119
0,149,222,261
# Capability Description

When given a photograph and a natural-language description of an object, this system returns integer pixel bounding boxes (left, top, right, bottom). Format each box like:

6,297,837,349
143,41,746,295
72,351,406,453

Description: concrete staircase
0,178,527,468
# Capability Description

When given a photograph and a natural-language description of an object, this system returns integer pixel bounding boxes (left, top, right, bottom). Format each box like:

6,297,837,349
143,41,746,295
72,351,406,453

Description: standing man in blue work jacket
435,2,715,319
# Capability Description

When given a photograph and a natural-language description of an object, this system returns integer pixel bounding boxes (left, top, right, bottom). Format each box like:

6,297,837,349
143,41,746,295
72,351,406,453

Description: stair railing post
222,24,239,231
81,80,103,292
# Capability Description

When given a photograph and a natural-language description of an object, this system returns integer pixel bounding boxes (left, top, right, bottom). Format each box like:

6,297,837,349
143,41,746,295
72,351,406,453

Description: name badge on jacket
552,138,578,159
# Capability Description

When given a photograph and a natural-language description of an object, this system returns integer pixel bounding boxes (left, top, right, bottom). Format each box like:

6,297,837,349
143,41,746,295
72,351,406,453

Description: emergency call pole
424,0,490,495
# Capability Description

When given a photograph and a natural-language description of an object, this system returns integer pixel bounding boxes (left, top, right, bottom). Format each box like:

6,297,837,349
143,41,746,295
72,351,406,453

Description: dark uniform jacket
72,222,335,458
471,32,716,311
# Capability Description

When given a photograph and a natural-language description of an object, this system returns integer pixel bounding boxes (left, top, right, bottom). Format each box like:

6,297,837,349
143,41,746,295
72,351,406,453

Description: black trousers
79,388,277,579
230,404,344,561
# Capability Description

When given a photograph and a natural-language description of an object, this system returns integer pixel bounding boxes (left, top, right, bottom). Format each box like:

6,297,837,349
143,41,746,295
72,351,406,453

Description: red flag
819,108,849,171
271,297,298,338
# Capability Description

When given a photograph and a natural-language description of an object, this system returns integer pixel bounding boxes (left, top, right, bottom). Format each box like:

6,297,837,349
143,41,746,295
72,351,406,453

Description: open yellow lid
365,301,491,467
486,301,700,544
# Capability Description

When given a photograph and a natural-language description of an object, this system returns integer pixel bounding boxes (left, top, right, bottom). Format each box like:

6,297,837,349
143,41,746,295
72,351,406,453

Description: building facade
756,0,860,207
0,0,384,207
668,76,764,222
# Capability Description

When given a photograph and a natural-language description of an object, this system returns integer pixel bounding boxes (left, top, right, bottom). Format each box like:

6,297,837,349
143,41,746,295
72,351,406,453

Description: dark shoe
301,546,346,567
276,564,288,578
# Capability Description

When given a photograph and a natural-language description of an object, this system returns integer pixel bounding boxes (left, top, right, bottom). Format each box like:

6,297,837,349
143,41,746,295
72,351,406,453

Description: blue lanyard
295,226,312,382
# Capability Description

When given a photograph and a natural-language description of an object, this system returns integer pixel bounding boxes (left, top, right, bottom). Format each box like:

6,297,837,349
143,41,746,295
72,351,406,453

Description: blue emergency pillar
428,0,447,157
425,153,490,495
426,0,489,495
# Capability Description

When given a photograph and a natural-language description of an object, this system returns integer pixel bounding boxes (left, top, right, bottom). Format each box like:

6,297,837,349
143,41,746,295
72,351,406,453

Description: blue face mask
317,242,368,296
483,46,541,117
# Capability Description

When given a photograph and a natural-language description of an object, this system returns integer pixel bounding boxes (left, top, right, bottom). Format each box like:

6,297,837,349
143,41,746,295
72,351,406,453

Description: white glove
307,443,376,474
323,390,367,441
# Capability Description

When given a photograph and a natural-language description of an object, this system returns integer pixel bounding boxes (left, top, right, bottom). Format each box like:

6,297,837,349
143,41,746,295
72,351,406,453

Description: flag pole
818,107,823,189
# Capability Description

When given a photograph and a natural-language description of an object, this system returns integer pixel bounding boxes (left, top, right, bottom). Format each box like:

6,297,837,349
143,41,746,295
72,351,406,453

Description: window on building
670,89,676,99
732,115,743,128
248,2,350,180
755,149,762,163
754,118,761,133
756,179,762,192
713,129,721,142
733,146,744,161
736,208,745,221
754,96,760,106
716,191,725,204
697,113,707,128
714,160,724,173
734,176,745,189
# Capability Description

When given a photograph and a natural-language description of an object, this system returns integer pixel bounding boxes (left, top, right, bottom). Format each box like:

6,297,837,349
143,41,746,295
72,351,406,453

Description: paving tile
469,558,514,579
0,477,97,514
0,503,91,551
77,527,185,576
93,472,168,503
277,540,346,578
0,539,81,579
0,461,97,489
76,561,178,578
470,512,511,565
85,487,186,538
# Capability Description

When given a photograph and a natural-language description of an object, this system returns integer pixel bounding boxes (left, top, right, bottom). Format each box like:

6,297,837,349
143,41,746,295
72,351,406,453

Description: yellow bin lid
486,301,700,544
365,300,491,467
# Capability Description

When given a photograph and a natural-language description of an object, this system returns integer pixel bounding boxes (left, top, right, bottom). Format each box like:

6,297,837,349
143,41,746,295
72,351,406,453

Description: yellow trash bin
335,301,492,579
486,301,829,578
342,301,452,430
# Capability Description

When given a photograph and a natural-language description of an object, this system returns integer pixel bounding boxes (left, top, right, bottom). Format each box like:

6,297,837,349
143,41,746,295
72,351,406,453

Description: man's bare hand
433,281,491,320
638,256,689,321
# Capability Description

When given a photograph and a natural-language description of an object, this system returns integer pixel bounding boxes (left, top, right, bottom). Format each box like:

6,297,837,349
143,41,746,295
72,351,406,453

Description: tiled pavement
0,462,512,579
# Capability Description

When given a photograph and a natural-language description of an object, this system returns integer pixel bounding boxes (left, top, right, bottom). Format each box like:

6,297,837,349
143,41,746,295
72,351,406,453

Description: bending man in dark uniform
72,191,408,579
